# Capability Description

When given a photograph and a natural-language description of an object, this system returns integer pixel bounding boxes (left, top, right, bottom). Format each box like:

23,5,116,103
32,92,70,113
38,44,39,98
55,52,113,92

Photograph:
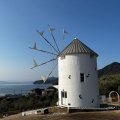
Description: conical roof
59,38,98,57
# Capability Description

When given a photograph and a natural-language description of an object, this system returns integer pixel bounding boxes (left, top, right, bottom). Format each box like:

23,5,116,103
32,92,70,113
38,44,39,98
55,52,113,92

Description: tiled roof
59,38,98,57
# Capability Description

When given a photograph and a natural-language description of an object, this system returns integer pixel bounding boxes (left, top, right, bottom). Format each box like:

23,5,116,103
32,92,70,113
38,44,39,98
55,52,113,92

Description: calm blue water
0,83,52,96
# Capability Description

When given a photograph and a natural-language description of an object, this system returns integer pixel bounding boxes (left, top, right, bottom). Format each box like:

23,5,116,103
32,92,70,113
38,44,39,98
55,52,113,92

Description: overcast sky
0,0,120,82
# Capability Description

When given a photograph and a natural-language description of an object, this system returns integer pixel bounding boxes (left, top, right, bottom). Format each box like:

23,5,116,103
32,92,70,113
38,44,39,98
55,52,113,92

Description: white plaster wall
58,54,100,108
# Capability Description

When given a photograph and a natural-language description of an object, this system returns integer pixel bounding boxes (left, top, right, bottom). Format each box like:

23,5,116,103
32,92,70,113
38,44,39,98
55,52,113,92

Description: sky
0,0,120,82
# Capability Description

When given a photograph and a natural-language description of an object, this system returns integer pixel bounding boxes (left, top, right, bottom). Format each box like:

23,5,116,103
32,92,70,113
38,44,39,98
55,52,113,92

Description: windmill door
61,91,67,105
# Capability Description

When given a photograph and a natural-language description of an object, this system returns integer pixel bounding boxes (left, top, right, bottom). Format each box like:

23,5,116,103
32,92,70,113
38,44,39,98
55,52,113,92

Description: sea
0,83,52,96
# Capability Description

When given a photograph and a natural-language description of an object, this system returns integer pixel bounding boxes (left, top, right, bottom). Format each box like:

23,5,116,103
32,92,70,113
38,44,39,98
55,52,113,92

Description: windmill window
61,91,67,98
65,92,67,98
80,73,84,82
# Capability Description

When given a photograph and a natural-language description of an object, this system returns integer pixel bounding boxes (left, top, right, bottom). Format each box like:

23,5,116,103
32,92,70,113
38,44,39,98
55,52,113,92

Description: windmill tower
58,38,100,108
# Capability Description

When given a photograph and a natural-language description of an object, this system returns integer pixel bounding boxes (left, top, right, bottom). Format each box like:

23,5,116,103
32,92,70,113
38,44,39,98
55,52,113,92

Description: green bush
99,74,120,95
0,91,58,114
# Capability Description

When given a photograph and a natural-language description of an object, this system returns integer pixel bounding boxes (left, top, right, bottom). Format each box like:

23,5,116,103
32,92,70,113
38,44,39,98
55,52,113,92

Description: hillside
98,62,120,78
98,62,120,95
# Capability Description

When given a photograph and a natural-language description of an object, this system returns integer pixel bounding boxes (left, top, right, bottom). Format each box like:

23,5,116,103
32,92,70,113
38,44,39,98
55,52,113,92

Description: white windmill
58,38,100,108
29,25,100,108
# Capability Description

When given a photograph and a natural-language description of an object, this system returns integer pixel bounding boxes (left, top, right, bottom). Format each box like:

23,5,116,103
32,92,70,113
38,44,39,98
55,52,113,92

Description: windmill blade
33,59,38,67
29,47,57,55
36,30,44,36
36,30,59,54
41,75,47,82
30,59,38,69
38,58,57,67
33,42,37,50
31,57,57,69
39,31,44,36
47,63,58,78
48,24,60,53
37,49,57,55
63,28,68,34
49,28,55,31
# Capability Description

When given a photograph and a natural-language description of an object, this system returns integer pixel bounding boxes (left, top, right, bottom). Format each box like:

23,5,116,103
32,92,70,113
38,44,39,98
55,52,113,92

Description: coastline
0,83,52,96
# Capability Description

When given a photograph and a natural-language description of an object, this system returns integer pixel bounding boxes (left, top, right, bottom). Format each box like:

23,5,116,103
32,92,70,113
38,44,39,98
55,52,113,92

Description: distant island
33,77,58,85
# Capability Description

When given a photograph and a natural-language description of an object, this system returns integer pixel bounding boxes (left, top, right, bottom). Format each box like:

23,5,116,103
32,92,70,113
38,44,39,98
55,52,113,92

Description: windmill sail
41,75,47,82
63,28,68,34
33,59,38,67
33,42,37,50
36,30,44,36
49,28,55,31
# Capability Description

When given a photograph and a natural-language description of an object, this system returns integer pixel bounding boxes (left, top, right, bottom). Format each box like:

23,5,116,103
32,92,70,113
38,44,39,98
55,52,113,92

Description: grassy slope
1,110,120,120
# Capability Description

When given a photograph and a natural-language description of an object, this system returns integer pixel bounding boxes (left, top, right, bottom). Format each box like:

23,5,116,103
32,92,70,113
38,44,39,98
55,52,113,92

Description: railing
22,108,48,116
